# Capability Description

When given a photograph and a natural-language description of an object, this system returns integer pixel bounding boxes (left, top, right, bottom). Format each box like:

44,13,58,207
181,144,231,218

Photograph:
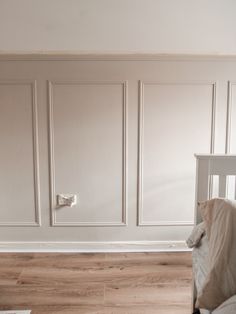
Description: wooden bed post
194,156,210,225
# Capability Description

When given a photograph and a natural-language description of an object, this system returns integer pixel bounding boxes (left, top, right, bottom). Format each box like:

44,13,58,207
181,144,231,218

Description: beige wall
0,0,236,54
0,55,235,250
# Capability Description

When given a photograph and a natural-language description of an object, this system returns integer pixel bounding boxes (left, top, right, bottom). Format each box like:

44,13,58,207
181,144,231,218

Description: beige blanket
197,198,236,310
214,295,236,313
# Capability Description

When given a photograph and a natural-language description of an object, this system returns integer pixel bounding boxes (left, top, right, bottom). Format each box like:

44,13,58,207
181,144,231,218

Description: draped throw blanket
197,198,236,310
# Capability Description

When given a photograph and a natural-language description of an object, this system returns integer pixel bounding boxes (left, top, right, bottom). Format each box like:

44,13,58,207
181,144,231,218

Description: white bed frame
193,154,236,313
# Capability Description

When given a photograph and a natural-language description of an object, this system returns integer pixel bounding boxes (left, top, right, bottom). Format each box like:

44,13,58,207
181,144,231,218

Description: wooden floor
0,252,192,314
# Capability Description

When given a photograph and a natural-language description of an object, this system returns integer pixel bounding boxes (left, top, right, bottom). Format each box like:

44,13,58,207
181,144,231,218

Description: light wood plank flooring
0,252,192,313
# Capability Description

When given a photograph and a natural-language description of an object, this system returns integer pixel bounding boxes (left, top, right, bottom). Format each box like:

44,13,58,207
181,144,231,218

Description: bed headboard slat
234,178,236,200
219,175,227,198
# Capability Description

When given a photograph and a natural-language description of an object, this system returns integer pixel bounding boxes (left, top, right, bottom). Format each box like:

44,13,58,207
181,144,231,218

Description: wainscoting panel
0,55,236,249
226,81,236,153
0,80,40,226
138,81,216,226
48,81,127,226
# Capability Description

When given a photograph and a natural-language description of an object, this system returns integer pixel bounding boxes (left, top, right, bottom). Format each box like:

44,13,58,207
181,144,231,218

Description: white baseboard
0,312,31,314
0,241,189,253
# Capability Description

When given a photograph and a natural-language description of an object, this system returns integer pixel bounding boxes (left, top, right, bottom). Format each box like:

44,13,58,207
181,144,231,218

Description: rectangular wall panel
48,81,127,226
226,82,236,153
0,80,40,226
138,81,216,226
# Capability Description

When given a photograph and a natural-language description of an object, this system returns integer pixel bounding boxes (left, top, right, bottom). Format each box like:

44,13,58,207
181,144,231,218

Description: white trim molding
0,80,41,227
0,241,189,253
1,53,236,61
48,80,128,226
225,81,236,153
137,80,217,226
